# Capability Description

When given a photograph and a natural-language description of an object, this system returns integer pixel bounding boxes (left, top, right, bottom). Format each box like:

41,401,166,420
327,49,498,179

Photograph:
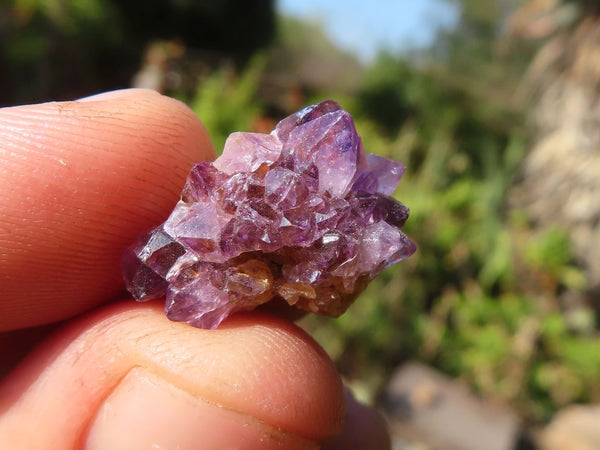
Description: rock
540,405,600,450
384,362,520,450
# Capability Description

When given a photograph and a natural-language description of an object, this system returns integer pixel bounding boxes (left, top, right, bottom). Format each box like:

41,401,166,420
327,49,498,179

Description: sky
277,0,458,62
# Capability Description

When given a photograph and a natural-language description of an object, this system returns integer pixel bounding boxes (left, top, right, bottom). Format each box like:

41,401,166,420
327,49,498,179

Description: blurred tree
0,0,275,105
117,0,274,57
263,15,363,112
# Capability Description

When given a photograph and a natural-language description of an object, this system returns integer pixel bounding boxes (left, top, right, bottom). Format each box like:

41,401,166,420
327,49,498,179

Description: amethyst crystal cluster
122,100,415,329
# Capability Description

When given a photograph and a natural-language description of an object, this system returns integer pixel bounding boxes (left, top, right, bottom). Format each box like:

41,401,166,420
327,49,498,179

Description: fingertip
130,307,346,441
0,91,214,329
85,367,320,450
76,88,162,102
0,302,345,448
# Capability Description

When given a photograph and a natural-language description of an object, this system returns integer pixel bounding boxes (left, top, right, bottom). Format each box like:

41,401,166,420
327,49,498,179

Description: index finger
0,89,214,330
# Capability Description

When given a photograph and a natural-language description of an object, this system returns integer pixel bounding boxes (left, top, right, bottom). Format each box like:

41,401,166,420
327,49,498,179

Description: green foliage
187,56,266,153
2,0,275,105
12,0,116,33
429,293,600,421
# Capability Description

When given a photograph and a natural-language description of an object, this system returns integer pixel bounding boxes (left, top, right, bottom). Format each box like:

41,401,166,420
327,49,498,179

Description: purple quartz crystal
122,100,416,329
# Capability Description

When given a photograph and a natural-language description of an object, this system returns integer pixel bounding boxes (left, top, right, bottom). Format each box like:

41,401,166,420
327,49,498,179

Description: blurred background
3,0,600,448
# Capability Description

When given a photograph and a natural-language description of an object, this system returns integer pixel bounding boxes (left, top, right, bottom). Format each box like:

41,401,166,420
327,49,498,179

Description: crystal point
122,100,415,329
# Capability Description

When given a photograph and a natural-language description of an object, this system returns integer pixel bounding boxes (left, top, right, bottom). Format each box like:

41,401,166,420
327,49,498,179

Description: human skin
0,89,390,449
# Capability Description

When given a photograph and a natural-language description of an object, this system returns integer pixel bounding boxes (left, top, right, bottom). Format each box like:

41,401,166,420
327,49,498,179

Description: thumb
0,302,344,449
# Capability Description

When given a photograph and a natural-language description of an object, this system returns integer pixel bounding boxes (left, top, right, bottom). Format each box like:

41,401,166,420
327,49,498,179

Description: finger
0,323,58,380
0,302,344,449
0,89,214,330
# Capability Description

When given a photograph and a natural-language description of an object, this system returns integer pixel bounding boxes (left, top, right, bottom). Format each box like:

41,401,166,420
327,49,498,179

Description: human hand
0,89,390,449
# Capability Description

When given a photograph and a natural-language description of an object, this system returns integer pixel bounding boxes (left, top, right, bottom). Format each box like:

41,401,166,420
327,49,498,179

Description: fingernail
77,88,158,102
85,367,317,450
